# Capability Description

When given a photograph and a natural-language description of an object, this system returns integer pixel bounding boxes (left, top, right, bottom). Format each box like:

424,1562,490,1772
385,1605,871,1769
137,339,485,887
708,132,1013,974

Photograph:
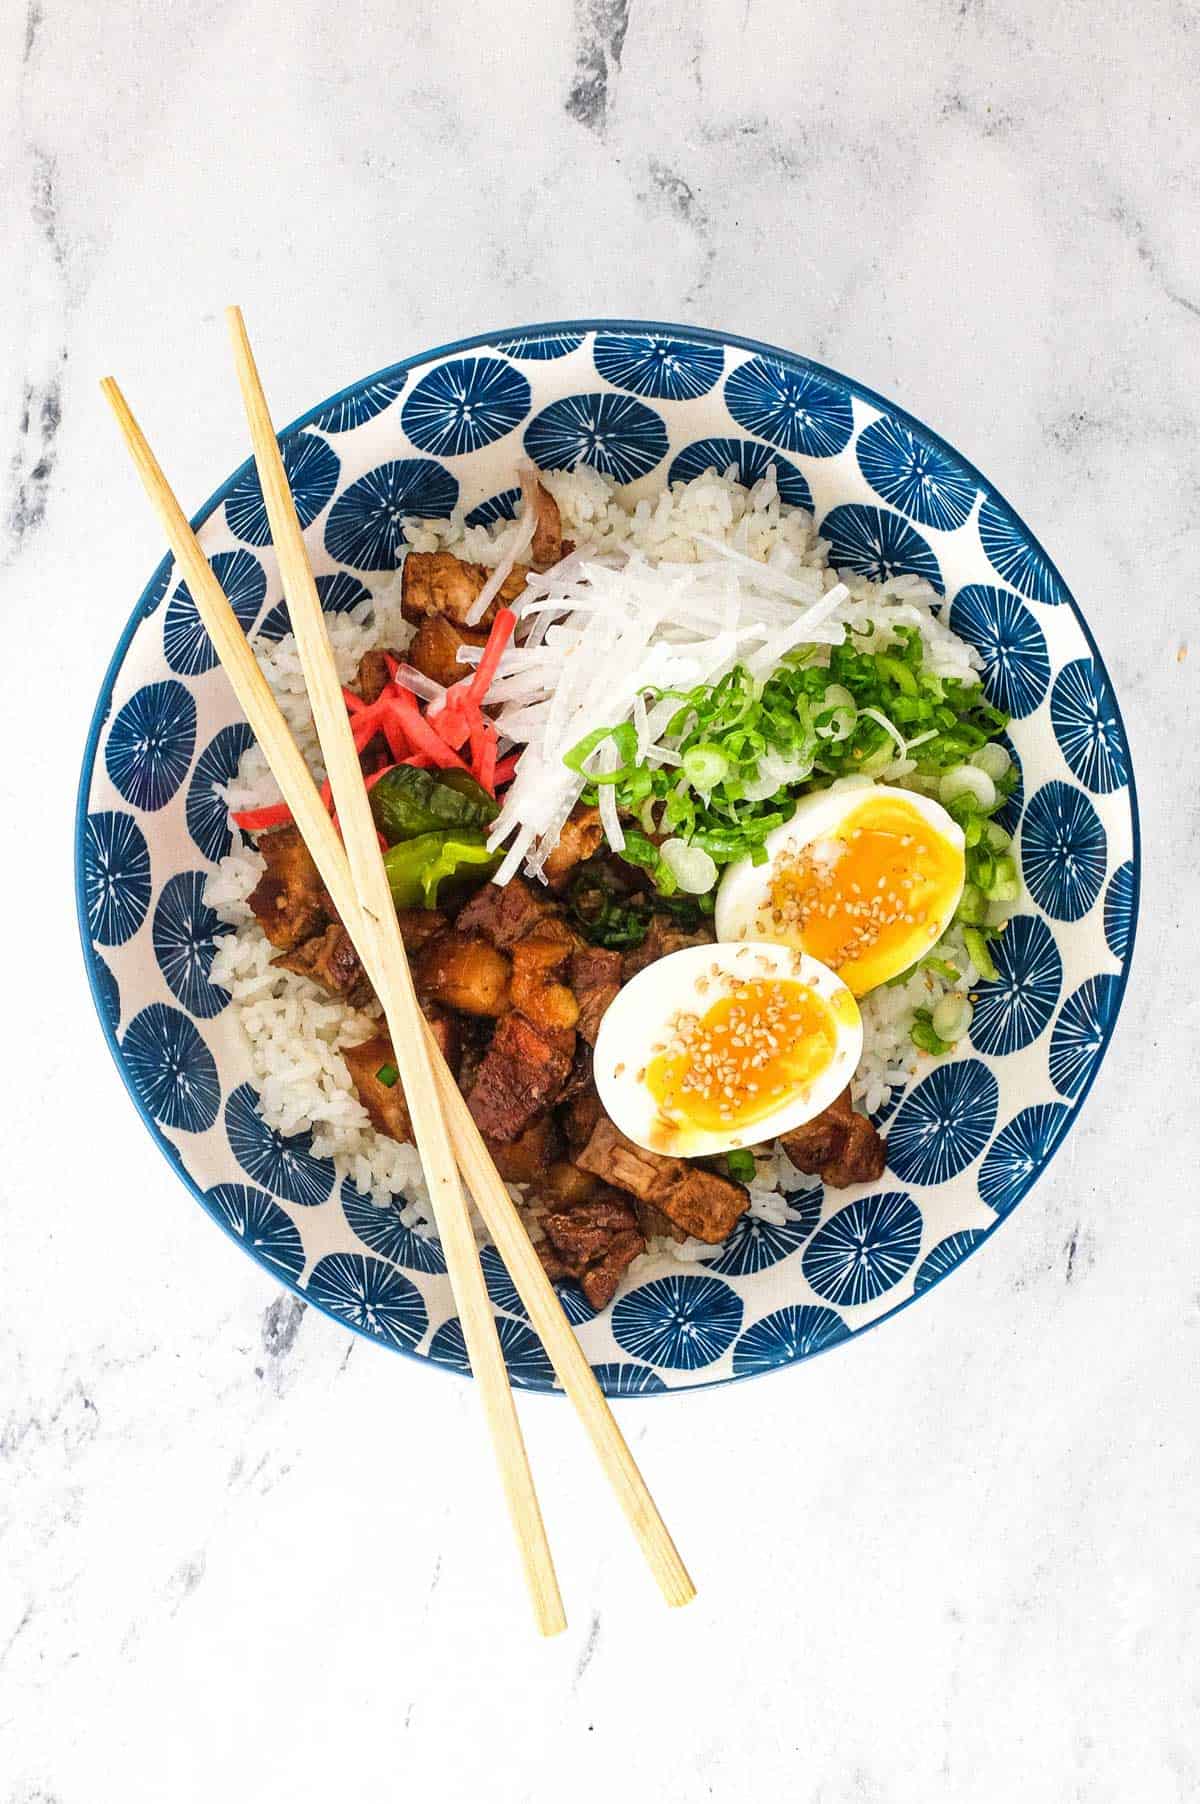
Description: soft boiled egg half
593,942,862,1159
715,781,966,997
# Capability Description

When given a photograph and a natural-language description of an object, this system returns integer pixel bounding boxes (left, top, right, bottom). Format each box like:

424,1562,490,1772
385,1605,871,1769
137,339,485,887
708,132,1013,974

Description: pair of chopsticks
102,308,695,1636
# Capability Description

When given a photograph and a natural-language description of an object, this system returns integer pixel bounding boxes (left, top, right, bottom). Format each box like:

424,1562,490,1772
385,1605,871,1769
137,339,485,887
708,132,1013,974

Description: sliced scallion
911,1011,952,1056
931,993,973,1043
984,854,1020,902
956,882,986,926
970,741,1012,781
940,763,998,810
962,926,999,981
682,743,732,790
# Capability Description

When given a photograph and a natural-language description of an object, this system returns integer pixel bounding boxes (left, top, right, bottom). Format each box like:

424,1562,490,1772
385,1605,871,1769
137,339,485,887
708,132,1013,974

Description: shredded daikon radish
391,664,447,704
482,541,855,877
595,737,625,853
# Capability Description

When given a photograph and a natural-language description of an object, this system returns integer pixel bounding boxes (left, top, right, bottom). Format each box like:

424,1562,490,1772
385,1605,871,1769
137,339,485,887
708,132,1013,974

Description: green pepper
370,765,498,845
383,829,501,908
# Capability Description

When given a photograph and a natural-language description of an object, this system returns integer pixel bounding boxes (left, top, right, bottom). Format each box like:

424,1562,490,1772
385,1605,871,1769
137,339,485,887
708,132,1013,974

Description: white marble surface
2,1,1198,1798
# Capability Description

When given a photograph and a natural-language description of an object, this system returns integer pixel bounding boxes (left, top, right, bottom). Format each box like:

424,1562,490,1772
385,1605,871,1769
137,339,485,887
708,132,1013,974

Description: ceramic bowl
76,320,1138,1394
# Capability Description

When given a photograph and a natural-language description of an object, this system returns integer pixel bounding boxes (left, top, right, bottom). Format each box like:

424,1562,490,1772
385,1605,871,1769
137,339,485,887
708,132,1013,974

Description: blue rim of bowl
75,317,1140,1396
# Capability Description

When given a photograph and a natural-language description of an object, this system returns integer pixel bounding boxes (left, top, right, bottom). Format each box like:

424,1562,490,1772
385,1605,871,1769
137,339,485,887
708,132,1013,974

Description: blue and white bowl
76,320,1138,1394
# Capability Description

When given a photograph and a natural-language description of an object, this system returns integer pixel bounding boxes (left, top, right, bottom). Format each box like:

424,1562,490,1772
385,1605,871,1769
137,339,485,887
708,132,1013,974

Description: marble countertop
3,1,1198,1798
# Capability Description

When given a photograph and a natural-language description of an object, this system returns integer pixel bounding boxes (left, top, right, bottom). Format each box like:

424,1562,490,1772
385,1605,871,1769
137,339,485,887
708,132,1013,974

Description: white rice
206,463,986,1244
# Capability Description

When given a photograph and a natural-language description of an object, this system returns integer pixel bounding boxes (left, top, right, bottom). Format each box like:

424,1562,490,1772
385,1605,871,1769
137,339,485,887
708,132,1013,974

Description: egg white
592,941,862,1160
714,779,965,990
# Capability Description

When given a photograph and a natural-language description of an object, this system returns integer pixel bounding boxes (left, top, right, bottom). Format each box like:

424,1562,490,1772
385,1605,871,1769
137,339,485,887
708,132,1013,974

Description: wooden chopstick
103,368,563,1638
102,349,696,1613
228,314,570,1636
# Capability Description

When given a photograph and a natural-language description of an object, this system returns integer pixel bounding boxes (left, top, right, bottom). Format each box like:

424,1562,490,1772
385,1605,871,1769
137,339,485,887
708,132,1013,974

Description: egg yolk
757,795,964,995
645,976,844,1140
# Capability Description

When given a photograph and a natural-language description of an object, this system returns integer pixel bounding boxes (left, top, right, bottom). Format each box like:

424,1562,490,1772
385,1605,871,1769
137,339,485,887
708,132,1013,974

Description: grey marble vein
565,0,632,131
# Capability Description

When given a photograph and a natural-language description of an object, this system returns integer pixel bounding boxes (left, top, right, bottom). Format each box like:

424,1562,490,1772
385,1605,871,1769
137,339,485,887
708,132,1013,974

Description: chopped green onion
911,1010,952,1056
682,743,732,790
857,739,896,776
659,837,719,894
984,821,1011,851
971,847,996,891
962,926,999,981
726,1149,757,1182
921,955,961,982
875,654,918,695
971,742,1012,781
619,829,660,872
375,1062,400,1088
815,705,856,743
956,883,986,926
556,627,1011,912
932,993,973,1043
940,764,997,810
983,854,1020,902
563,722,639,782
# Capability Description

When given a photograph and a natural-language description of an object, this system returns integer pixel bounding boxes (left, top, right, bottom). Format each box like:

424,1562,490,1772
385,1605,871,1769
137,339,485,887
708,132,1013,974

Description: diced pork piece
414,933,511,1017
635,1200,688,1245
344,1013,459,1141
400,553,526,631
568,944,622,1045
562,1081,603,1155
408,615,488,689
455,877,555,949
509,919,580,1034
533,1242,571,1284
354,647,392,705
780,1087,887,1189
424,1005,462,1077
343,1035,411,1142
575,1116,747,1244
777,1105,843,1175
529,480,564,572
538,1161,600,1207
454,1016,492,1097
484,1115,562,1183
536,1189,645,1309
542,805,604,890
560,1041,597,1103
578,1231,645,1309
273,923,374,1008
395,908,450,955
825,1111,887,1188
621,915,716,981
247,825,330,952
534,1241,570,1284
465,1012,573,1141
